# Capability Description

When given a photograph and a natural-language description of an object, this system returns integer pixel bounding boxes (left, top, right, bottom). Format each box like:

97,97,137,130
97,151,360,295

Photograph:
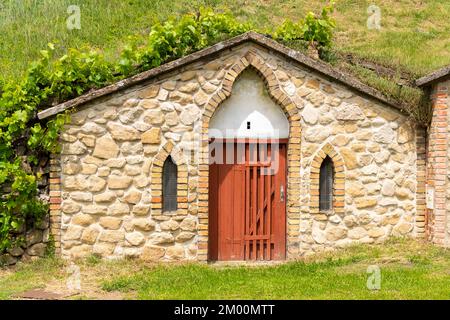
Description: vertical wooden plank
234,164,245,259
218,164,231,260
217,142,241,261
208,157,219,261
264,173,268,260
258,164,264,260
266,143,272,260
281,143,287,260
273,143,287,260
238,144,246,260
259,142,267,260
245,143,250,260
251,144,257,260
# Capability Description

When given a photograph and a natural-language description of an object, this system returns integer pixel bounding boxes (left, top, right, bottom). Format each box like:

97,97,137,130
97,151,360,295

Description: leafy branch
0,6,335,252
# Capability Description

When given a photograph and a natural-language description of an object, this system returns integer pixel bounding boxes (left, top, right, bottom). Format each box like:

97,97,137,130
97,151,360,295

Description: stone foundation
0,217,51,266
0,156,52,266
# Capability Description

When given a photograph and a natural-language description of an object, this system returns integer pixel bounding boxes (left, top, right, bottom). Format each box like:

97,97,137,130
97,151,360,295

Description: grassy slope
1,239,450,300
0,0,449,83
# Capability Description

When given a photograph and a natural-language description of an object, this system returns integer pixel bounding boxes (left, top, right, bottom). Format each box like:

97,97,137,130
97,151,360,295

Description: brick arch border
197,50,302,261
309,143,345,215
150,141,189,216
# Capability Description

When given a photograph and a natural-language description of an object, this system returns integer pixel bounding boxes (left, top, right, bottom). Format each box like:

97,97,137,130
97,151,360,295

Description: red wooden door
209,140,286,261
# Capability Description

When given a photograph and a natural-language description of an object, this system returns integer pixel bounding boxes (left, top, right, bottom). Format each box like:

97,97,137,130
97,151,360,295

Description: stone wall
0,221,51,266
297,79,421,253
0,157,52,266
54,42,422,261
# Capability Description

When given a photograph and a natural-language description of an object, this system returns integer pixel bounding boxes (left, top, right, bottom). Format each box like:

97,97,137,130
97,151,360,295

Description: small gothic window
319,156,334,212
163,156,177,213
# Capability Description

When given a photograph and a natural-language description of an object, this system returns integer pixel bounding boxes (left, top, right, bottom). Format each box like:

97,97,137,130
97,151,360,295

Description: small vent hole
247,121,251,129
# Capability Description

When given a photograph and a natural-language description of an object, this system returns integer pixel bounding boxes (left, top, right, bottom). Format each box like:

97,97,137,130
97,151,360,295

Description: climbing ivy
0,6,335,252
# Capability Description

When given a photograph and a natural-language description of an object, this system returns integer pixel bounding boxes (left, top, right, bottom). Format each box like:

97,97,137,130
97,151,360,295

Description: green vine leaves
0,6,335,252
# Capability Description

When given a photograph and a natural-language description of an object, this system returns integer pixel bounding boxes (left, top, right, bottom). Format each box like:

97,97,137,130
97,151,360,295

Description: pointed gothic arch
150,141,189,216
309,143,345,215
196,50,302,261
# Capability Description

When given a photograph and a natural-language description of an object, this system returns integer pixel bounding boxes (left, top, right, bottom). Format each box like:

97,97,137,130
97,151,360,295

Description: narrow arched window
319,156,334,212
163,156,177,213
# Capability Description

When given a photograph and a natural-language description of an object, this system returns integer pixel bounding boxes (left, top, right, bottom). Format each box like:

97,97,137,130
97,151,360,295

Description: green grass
0,257,65,300
338,63,429,122
0,0,449,83
2,239,449,300
101,239,450,299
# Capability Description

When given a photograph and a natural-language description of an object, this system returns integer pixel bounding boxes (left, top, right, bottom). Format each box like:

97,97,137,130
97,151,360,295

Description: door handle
280,185,284,202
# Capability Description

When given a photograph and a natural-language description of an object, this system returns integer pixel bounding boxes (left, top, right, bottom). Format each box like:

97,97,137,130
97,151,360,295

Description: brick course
427,80,450,245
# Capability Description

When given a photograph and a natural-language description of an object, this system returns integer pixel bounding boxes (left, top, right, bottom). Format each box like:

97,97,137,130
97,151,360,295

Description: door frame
195,51,302,263
208,138,288,261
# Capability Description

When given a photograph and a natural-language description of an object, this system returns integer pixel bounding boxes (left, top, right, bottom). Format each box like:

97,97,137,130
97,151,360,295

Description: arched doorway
208,70,289,261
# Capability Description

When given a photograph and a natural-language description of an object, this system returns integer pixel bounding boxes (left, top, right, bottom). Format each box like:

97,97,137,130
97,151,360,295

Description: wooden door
209,140,287,261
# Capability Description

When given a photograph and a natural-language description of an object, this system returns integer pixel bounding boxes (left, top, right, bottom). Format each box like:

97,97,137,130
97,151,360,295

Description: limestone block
175,232,195,242
160,220,179,231
333,102,365,121
125,232,145,246
180,218,197,231
132,205,150,216
87,176,107,192
108,176,133,189
99,217,122,230
72,214,95,226
348,227,367,240
367,227,385,238
124,190,142,204
141,127,161,144
62,141,87,155
141,245,165,261
80,123,106,135
106,158,126,168
92,135,119,159
139,86,159,99
98,230,125,243
81,228,99,244
194,90,209,106
381,180,395,196
106,122,140,141
302,104,319,125
108,203,130,216
133,218,155,231
61,201,81,214
63,225,83,241
94,191,117,203
165,111,179,127
326,227,347,241
179,105,201,125
149,232,174,245
374,125,396,144
63,162,81,175
93,242,116,256
71,192,92,202
82,205,108,215
144,110,165,125
354,197,378,209
166,246,185,260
